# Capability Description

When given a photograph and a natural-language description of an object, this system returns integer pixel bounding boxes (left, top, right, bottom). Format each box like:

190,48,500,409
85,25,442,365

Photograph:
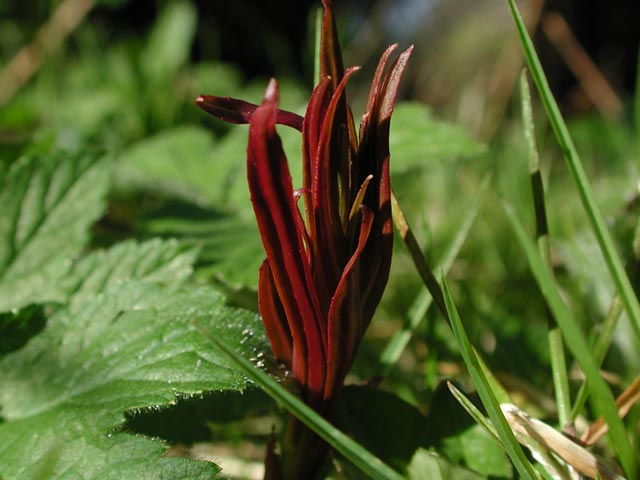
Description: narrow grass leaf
193,321,405,480
571,297,624,421
506,0,640,343
520,71,541,174
447,381,503,448
474,350,512,406
519,70,571,427
503,202,637,478
442,277,539,479
391,190,447,318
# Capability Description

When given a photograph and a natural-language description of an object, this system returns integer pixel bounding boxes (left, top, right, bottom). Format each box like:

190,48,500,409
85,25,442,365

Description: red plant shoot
197,0,412,476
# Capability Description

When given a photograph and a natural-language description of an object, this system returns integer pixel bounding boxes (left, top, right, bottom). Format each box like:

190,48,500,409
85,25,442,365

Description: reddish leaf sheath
195,95,303,131
258,260,292,365
246,80,326,402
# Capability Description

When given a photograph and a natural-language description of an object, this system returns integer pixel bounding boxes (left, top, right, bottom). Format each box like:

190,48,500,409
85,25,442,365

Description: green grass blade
391,191,448,319
442,276,539,479
520,70,541,174
547,328,570,426
379,175,490,374
519,71,571,428
192,321,405,480
447,381,503,448
474,349,512,405
503,202,638,478
506,0,640,343
570,297,624,420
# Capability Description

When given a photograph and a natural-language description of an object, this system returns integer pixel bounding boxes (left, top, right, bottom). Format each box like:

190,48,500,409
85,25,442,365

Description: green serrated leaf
389,102,486,172
117,121,302,210
116,124,249,208
0,281,268,479
63,238,199,310
0,150,110,312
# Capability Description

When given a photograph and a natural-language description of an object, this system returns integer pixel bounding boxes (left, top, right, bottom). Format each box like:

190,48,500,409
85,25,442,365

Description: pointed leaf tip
196,88,303,131
264,78,279,103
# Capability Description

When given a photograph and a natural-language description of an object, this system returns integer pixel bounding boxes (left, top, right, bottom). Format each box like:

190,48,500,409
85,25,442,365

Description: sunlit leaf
0,150,110,311
0,281,267,480
63,238,199,310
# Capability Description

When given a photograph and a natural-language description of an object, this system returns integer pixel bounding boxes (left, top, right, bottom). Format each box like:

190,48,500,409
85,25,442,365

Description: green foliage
195,319,406,480
425,384,511,478
137,202,265,287
115,125,265,287
506,0,640,345
0,304,46,357
140,2,198,83
407,450,483,480
0,1,638,478
62,238,199,308
442,276,539,479
0,253,267,479
116,126,218,203
0,145,268,479
0,151,110,311
336,383,510,478
390,102,486,172
338,386,432,473
504,202,636,477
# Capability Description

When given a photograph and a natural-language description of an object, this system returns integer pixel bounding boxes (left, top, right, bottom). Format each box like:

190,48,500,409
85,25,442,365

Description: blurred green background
1,0,638,148
1,0,638,464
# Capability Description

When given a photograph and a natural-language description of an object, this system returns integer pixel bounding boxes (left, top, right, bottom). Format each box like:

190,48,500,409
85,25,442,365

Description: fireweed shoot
0,1,638,479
